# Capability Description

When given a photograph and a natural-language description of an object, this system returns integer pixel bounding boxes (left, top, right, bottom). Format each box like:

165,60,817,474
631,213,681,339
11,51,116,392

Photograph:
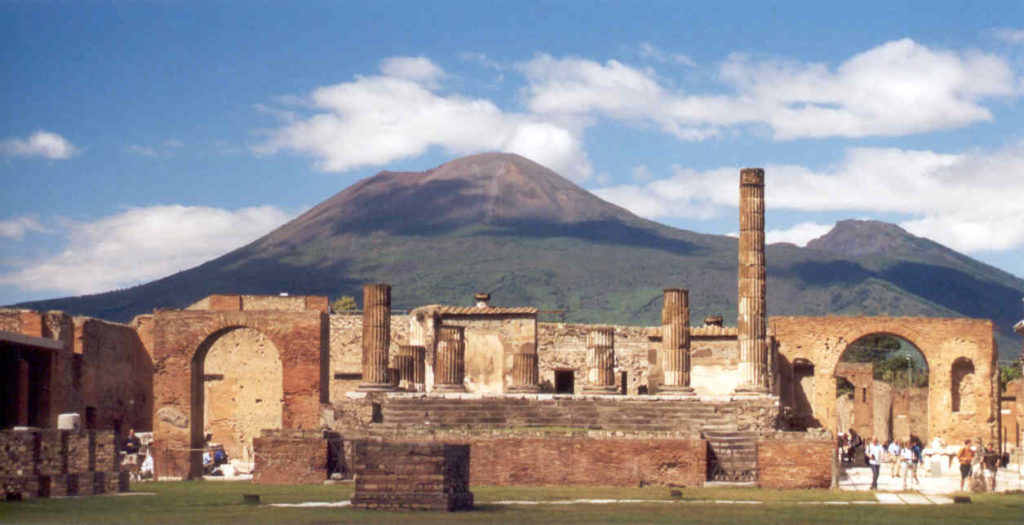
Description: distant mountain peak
268,151,637,243
806,219,924,256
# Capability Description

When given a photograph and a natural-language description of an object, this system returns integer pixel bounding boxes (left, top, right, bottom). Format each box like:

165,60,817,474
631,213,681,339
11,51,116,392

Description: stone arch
199,327,284,463
190,325,286,474
950,357,975,413
151,309,326,479
773,316,998,446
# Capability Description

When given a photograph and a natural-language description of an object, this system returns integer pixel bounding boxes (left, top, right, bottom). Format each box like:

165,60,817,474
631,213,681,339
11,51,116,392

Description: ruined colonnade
660,288,695,395
736,168,770,393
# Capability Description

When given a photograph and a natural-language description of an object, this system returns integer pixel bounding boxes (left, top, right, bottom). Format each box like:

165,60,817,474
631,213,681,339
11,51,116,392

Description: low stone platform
351,440,473,511
0,429,127,500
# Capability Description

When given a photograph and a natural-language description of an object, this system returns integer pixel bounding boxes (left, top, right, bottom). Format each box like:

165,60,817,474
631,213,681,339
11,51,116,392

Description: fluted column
660,288,695,395
398,344,426,392
358,283,394,391
508,348,540,393
583,327,618,394
434,325,467,392
736,168,769,393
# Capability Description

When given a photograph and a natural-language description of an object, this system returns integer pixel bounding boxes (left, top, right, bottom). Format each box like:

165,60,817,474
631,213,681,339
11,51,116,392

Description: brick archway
152,309,327,479
774,316,998,444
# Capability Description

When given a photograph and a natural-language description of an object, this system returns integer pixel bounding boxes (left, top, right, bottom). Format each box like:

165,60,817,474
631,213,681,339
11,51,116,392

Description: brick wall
351,440,473,511
757,435,833,489
252,430,331,485
454,437,706,487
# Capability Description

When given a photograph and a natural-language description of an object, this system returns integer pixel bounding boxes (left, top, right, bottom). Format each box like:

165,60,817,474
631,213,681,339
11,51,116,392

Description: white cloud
595,144,1024,253
0,131,78,159
0,205,292,296
638,43,696,67
0,216,49,240
255,56,593,181
631,164,652,181
991,27,1024,44
520,39,1017,140
128,139,183,158
766,222,834,246
459,51,503,70
379,56,446,86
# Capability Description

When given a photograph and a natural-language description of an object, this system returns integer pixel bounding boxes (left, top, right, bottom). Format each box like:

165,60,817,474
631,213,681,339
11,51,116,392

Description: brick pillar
358,283,394,391
508,351,540,393
660,288,695,395
16,358,30,426
736,168,769,394
583,327,618,394
434,326,466,393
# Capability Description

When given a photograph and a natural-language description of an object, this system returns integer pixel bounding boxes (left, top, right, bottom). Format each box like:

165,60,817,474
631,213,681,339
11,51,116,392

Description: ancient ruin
0,167,1010,496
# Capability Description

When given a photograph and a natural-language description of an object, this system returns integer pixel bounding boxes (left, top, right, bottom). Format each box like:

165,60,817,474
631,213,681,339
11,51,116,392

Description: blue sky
2,1,1024,305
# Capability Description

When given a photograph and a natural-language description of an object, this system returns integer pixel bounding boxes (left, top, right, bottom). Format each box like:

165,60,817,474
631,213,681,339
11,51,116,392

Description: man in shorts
957,439,974,491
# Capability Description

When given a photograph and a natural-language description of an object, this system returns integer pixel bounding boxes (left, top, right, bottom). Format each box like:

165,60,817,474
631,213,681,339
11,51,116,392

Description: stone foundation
351,440,473,511
252,429,340,485
0,429,126,500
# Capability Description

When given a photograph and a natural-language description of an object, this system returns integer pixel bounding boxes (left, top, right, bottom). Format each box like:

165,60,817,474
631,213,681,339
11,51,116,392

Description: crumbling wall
0,429,127,499
537,323,652,394
328,314,409,399
872,381,892,441
835,362,873,438
773,316,997,444
252,430,332,485
440,315,535,393
74,317,153,432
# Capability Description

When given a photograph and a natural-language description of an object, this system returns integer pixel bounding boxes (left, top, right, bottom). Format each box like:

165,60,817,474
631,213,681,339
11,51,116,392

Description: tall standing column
583,327,618,394
660,288,695,395
434,326,467,392
508,344,540,393
736,168,769,393
358,283,394,391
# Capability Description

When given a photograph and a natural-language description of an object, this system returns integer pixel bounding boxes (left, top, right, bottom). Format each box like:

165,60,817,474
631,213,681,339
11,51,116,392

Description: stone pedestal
660,288,695,395
434,326,466,393
358,284,395,392
583,327,618,394
736,168,769,394
508,352,540,393
351,441,473,511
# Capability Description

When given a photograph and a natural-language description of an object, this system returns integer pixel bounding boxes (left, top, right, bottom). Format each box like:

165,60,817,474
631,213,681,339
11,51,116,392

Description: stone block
351,440,473,511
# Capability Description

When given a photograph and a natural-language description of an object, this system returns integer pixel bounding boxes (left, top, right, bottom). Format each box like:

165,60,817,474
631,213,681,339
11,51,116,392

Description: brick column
434,326,466,393
660,288,695,395
736,168,769,394
583,327,618,394
508,351,540,393
358,283,394,391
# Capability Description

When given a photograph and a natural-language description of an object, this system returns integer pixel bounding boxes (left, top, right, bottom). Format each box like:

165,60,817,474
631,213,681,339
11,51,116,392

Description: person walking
900,440,916,490
957,439,974,491
910,438,922,486
867,437,884,490
887,439,902,478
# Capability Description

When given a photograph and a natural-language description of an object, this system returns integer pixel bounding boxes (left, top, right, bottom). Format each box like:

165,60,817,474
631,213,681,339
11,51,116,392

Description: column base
506,385,541,394
658,386,696,396
356,383,396,393
581,386,619,395
732,384,770,396
433,384,467,393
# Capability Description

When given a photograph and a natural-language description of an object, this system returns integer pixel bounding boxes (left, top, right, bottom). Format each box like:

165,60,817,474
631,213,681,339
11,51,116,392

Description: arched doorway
191,327,283,474
835,333,929,443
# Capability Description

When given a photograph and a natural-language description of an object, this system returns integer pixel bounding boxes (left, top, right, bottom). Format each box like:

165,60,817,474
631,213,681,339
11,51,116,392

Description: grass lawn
0,481,1022,524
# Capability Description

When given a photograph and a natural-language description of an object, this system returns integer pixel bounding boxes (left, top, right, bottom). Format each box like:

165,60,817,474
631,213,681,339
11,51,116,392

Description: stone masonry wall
773,316,998,444
0,429,127,499
74,317,153,433
328,314,409,400
757,434,833,489
252,430,332,485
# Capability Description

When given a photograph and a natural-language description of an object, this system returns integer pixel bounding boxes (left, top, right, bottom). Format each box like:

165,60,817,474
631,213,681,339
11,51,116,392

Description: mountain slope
13,153,1024,359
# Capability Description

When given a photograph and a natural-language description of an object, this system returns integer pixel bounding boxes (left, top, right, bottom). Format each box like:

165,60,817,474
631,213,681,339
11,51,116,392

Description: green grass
2,481,1023,524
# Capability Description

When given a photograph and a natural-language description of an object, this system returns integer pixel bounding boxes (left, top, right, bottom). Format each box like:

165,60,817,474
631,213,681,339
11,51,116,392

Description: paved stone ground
839,462,1024,495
